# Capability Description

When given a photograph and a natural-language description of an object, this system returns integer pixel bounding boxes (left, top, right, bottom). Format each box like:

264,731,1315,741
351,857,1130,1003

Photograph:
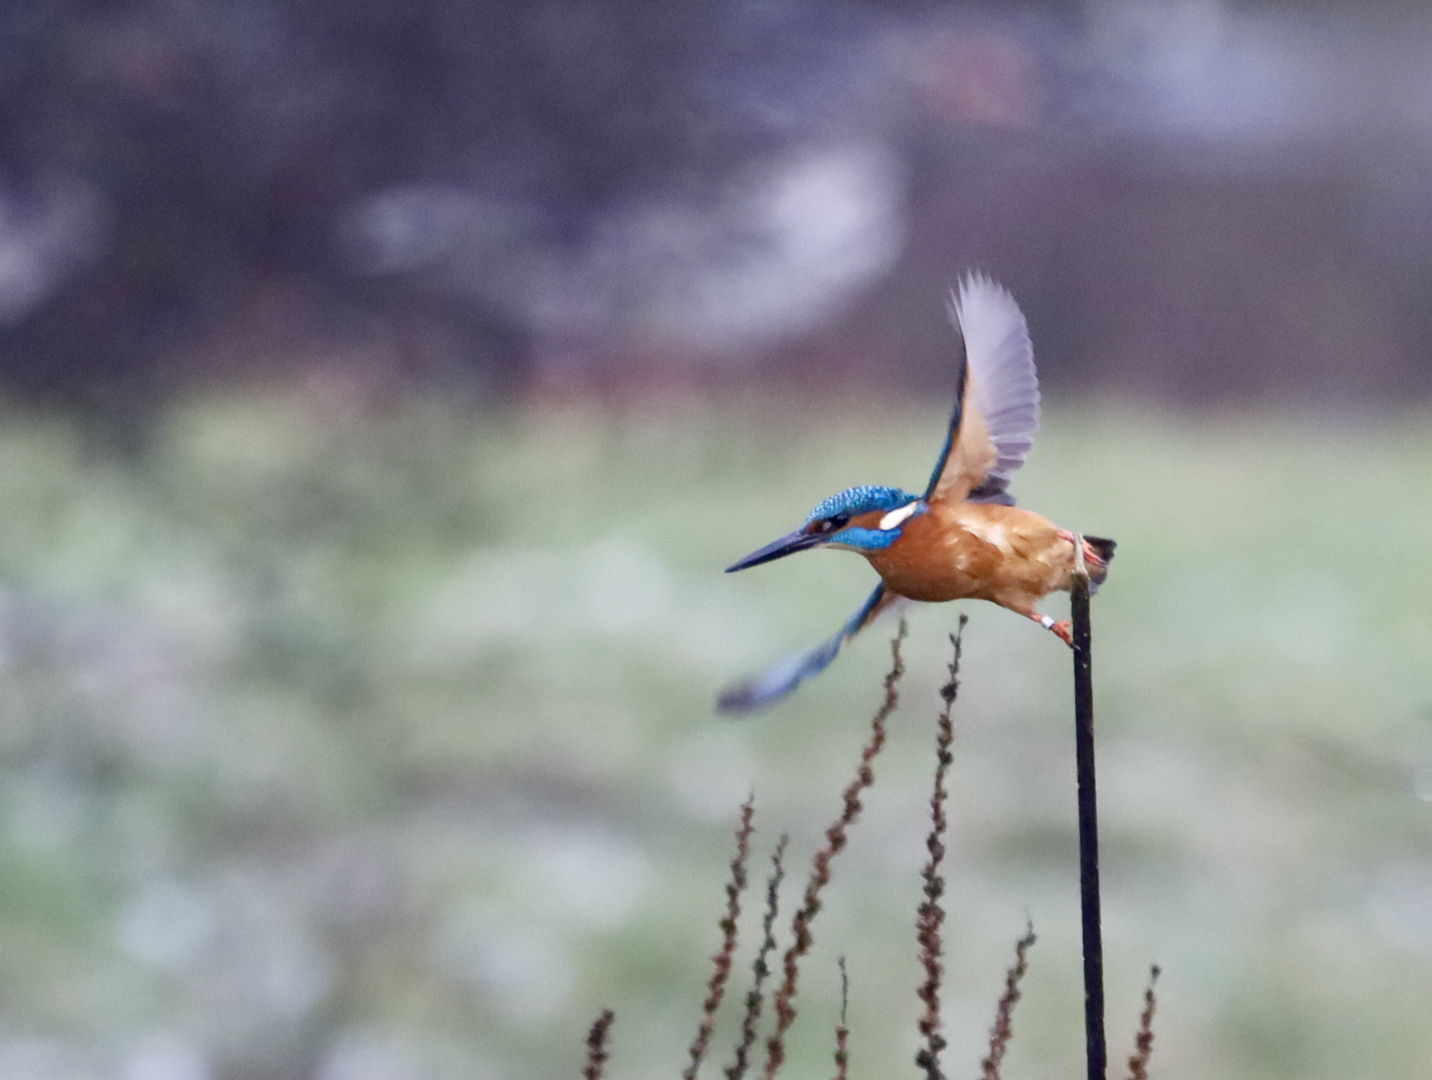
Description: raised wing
923,273,1040,506
716,584,902,713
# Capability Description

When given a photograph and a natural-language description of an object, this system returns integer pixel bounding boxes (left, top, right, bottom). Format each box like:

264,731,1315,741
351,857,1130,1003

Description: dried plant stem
981,923,1038,1080
583,1009,615,1080
685,795,756,1080
726,834,789,1080
761,619,908,1080
915,615,967,1080
1126,965,1160,1080
831,957,850,1080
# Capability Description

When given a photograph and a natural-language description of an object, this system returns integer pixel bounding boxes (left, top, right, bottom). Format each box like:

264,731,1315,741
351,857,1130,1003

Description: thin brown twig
762,618,908,1080
981,923,1038,1080
583,1009,615,1080
685,795,757,1080
831,956,850,1080
726,834,789,1080
915,616,967,1080
1126,965,1161,1080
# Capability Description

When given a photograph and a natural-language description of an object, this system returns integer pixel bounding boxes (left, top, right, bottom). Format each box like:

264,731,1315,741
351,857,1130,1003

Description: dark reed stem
915,615,968,1080
980,923,1037,1080
726,834,789,1080
1126,965,1160,1080
1071,545,1106,1080
583,1009,615,1080
685,796,757,1080
762,619,908,1080
832,956,850,1080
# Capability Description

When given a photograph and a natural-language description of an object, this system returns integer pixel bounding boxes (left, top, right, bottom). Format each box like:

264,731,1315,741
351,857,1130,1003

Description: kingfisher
718,273,1114,712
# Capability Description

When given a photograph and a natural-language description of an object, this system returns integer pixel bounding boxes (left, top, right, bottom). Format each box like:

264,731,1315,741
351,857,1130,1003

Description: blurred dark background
4,0,1431,426
2,4,1432,1080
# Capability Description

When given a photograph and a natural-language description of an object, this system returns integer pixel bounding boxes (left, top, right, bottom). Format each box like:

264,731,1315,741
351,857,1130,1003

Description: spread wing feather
922,337,968,501
716,584,903,713
925,273,1040,506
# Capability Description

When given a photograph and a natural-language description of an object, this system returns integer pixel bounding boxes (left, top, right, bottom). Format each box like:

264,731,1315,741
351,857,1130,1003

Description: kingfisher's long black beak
725,529,823,573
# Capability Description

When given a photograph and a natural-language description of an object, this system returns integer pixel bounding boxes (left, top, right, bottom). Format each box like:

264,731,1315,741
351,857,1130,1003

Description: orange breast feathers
862,502,1076,610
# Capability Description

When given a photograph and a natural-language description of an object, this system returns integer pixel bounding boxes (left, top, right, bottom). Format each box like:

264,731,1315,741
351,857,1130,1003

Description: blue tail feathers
1085,536,1116,563
1083,535,1115,594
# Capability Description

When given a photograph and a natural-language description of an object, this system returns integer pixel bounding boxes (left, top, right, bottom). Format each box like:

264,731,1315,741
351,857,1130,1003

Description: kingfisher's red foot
1058,529,1106,570
1035,612,1074,646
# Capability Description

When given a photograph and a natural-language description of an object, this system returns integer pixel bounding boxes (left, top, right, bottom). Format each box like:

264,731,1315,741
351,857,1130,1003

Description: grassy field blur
0,393,1429,1080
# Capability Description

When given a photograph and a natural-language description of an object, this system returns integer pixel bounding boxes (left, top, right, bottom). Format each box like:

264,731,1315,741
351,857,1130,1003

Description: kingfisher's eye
805,514,849,535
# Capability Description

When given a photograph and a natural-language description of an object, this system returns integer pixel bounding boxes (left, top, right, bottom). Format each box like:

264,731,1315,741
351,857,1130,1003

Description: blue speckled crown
805,485,918,525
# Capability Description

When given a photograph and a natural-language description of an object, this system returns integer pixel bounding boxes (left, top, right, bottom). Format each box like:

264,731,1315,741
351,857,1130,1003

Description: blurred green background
1,396,1429,1079
3,0,1432,1077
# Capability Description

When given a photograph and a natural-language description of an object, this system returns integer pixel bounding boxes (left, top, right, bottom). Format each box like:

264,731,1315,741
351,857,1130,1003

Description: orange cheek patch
848,510,887,530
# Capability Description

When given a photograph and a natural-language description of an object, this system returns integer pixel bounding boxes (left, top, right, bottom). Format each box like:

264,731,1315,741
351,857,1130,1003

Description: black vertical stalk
1070,547,1105,1080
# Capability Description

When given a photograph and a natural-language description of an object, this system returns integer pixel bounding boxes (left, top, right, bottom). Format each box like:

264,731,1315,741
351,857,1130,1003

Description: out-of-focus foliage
1,0,1432,420
0,393,1429,1079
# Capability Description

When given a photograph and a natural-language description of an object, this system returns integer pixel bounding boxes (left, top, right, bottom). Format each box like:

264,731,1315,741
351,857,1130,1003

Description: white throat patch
878,501,921,531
